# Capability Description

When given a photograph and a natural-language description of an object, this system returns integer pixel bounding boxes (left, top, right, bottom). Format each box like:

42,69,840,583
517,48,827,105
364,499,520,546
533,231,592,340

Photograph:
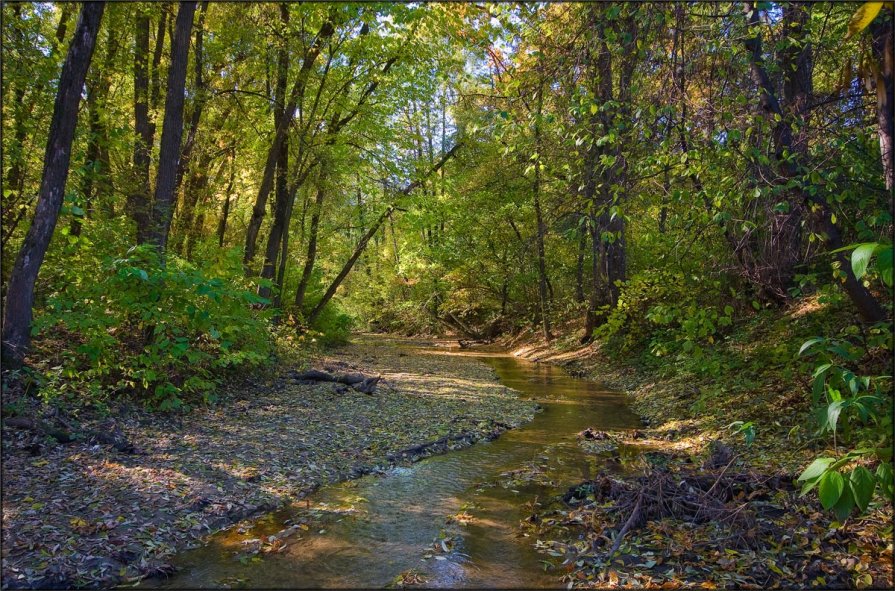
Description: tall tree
2,2,105,367
148,1,197,257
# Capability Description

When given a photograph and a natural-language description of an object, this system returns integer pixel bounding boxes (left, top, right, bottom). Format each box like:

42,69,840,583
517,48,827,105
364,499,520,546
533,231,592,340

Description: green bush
31,245,274,410
307,299,354,346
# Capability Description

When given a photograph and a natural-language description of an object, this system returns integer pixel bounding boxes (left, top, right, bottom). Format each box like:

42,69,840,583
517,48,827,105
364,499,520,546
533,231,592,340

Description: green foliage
32,246,273,410
796,320,893,518
307,300,354,347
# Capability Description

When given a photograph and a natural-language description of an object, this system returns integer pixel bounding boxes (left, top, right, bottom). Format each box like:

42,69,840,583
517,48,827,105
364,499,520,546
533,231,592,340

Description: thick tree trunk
2,3,73,251
2,3,104,368
173,2,209,201
148,1,197,257
260,137,289,300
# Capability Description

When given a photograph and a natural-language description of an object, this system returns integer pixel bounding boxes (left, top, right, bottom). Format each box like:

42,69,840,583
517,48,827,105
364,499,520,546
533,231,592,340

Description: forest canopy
1,0,892,533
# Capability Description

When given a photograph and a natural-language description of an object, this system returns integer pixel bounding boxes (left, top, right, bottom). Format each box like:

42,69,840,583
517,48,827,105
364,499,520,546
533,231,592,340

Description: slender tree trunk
244,17,335,269
575,215,587,303
294,184,326,310
306,143,462,325
217,148,236,247
260,10,292,299
532,77,552,341
149,1,197,257
129,9,153,244
870,12,894,194
2,3,105,368
307,206,394,325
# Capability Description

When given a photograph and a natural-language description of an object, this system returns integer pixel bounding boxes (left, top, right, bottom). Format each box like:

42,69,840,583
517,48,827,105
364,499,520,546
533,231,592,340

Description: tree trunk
294,184,326,311
243,17,335,269
742,1,884,321
870,11,894,194
217,148,236,247
260,9,291,300
148,1,197,257
129,8,153,244
307,206,393,325
71,32,118,238
532,77,552,341
306,143,462,325
173,1,209,201
2,3,104,368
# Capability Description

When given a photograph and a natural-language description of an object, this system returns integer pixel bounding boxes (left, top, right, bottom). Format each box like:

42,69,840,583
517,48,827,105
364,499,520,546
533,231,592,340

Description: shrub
31,245,274,410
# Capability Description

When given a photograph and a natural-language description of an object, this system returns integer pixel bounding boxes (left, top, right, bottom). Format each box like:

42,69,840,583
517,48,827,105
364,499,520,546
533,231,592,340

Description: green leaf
845,2,884,40
826,400,845,433
876,463,893,499
818,471,845,509
831,484,855,520
849,466,876,512
798,457,835,482
851,243,878,280
798,337,824,356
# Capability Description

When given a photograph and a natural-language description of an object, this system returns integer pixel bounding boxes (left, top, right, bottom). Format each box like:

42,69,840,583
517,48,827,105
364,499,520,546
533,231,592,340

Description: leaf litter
1,337,535,588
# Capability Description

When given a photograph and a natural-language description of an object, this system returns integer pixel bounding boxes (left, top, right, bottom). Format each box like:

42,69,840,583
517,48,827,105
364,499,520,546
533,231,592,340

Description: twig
608,490,643,558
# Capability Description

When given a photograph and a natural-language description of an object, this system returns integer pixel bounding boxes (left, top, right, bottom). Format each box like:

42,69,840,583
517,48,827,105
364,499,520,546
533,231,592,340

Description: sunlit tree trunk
870,11,894,194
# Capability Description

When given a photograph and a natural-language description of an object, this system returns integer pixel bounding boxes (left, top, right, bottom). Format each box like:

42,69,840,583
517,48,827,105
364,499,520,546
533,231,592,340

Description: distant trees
1,2,891,375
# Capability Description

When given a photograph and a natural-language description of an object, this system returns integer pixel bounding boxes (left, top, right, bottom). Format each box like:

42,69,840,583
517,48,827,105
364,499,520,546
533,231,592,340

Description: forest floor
1,336,536,589
499,310,894,589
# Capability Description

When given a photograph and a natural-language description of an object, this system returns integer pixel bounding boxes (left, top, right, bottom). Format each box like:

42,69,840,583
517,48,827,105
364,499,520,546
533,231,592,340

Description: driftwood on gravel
3,415,138,453
288,369,382,394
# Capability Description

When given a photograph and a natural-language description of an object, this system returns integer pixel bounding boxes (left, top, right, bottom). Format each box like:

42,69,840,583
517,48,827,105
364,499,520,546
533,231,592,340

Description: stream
149,342,642,588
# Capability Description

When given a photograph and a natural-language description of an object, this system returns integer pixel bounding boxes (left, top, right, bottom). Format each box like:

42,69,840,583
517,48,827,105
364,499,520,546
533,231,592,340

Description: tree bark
148,1,197,257
217,148,236,247
2,3,105,368
532,77,553,341
294,184,326,311
745,2,885,322
243,16,335,269
870,11,894,194
71,29,117,237
129,8,153,244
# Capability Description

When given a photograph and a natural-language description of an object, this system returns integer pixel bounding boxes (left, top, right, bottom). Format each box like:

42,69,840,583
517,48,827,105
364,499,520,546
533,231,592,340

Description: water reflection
147,345,640,589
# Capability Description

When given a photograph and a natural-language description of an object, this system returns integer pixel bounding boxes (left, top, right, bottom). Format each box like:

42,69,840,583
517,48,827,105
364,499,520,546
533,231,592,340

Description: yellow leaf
846,2,884,40
31,459,48,467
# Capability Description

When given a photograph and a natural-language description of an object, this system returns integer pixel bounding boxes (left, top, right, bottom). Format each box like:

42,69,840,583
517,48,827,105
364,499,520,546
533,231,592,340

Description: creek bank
1,336,536,589
490,329,893,589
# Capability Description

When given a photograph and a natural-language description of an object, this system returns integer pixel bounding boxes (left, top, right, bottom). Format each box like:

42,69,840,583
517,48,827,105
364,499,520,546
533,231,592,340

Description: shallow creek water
149,343,642,588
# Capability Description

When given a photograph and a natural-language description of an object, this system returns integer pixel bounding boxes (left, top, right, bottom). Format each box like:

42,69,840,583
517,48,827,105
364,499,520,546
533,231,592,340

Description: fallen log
3,416,138,453
288,369,381,393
